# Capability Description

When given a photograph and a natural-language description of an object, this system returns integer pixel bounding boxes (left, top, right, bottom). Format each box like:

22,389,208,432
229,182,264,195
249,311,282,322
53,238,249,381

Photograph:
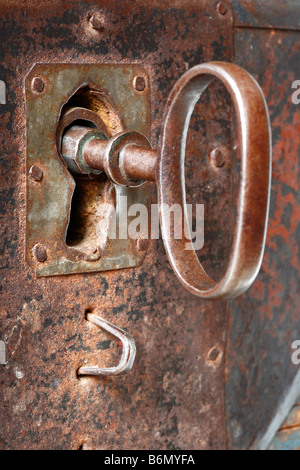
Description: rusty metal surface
226,26,300,449
25,63,150,276
269,426,300,450
281,405,300,430
0,0,233,449
269,397,300,450
232,0,300,30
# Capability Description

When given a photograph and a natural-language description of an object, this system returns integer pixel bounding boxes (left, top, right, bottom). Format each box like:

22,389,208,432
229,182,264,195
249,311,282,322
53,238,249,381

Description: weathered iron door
0,0,299,450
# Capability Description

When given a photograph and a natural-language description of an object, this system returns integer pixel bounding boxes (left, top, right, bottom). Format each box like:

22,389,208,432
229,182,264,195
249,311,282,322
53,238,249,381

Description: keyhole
57,85,124,259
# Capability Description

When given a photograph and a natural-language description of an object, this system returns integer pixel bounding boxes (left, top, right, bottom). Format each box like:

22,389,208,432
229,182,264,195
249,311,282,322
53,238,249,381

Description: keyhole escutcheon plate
25,63,150,277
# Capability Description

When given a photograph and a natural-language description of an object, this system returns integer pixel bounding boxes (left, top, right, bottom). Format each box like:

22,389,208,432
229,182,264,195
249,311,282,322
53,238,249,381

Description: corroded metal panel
0,0,233,449
232,0,300,30
269,397,300,450
226,26,300,450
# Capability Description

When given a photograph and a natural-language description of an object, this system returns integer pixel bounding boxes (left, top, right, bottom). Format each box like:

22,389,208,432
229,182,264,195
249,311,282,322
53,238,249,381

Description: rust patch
0,0,233,450
226,26,300,450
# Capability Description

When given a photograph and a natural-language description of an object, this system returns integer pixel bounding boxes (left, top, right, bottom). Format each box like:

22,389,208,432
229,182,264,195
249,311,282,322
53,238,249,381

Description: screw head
32,244,47,263
29,165,43,182
216,1,228,15
88,14,103,30
31,77,45,93
133,76,146,92
137,237,148,251
210,148,225,168
207,347,219,362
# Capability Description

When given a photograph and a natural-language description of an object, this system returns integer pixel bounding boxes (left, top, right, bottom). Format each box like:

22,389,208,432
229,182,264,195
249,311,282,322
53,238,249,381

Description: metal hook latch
77,313,136,377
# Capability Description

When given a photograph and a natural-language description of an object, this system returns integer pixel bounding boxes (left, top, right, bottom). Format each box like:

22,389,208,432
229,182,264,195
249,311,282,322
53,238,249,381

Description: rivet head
216,2,228,15
207,347,219,362
137,237,148,251
29,165,43,182
133,76,146,92
31,77,45,93
88,14,103,30
32,244,47,263
210,148,225,167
